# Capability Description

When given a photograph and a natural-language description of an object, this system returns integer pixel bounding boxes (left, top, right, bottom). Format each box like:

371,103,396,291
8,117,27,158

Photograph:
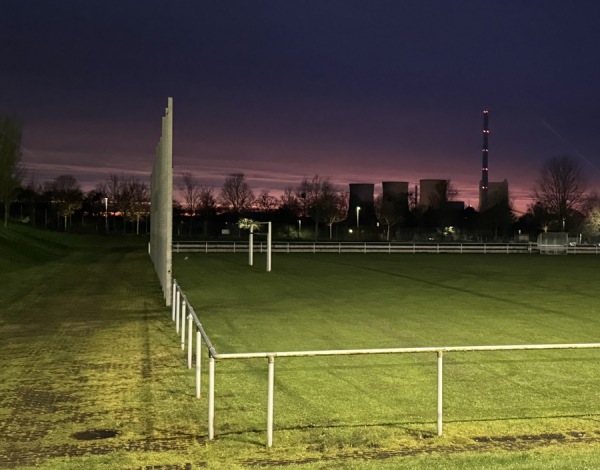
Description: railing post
181,302,187,351
196,330,202,398
267,356,275,447
205,241,208,253
175,290,181,333
437,351,443,436
267,222,272,272
171,281,177,321
208,355,215,440
187,314,193,368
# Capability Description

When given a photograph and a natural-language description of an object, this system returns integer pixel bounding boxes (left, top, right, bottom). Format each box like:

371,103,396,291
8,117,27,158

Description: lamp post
104,197,108,233
356,206,361,228
297,219,301,238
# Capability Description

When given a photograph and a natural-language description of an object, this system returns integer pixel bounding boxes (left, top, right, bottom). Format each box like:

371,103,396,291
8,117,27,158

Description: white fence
173,241,600,255
170,279,600,448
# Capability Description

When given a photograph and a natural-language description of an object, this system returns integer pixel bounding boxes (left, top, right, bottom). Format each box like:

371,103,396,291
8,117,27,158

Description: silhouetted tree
296,175,337,239
0,116,23,227
179,172,201,235
532,155,586,231
375,193,403,241
45,174,83,230
121,177,149,235
219,173,254,216
197,186,217,237
323,191,348,239
256,190,279,212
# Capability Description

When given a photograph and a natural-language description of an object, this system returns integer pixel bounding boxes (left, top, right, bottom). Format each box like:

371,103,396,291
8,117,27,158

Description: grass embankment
1,225,600,469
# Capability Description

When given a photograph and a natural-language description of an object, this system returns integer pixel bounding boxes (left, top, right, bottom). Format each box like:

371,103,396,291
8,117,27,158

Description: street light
103,197,108,233
297,219,301,238
356,206,361,228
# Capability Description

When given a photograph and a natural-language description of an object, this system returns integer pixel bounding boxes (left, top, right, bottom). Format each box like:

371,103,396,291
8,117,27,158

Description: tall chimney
479,110,489,211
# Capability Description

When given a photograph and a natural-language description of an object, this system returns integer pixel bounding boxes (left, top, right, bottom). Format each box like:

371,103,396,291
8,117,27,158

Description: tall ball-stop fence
150,97,173,306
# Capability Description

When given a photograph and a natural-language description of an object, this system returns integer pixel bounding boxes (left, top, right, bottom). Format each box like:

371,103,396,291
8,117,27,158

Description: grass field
173,251,600,466
2,224,600,469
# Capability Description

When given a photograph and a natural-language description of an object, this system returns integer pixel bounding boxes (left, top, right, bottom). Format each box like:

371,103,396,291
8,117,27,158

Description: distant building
419,179,446,208
382,181,409,216
348,183,375,226
488,180,509,206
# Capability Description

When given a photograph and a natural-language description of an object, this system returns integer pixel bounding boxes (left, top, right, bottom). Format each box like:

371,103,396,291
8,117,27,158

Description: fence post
181,302,187,351
437,351,444,436
208,355,215,440
187,314,193,368
196,330,202,398
267,222,272,272
175,290,181,333
267,356,275,447
364,243,367,254
171,281,177,321
205,241,208,253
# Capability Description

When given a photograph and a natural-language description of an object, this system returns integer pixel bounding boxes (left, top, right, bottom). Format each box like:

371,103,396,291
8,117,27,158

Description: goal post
247,221,272,272
537,232,568,255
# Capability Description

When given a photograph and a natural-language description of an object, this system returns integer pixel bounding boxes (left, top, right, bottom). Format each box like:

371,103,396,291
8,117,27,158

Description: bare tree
198,186,217,216
532,155,586,230
121,177,149,235
179,172,201,235
296,175,337,238
323,191,348,239
256,190,279,212
279,186,300,216
375,193,403,241
45,174,83,230
0,117,24,227
219,173,254,216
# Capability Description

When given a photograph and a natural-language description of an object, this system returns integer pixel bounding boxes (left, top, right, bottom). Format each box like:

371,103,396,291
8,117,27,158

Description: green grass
173,252,600,466
2,224,600,469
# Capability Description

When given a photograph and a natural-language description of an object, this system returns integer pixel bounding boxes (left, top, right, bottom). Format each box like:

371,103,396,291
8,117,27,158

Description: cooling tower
382,181,409,216
348,183,375,226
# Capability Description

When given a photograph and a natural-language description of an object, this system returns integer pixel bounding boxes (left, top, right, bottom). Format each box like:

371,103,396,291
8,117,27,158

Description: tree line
1,116,599,241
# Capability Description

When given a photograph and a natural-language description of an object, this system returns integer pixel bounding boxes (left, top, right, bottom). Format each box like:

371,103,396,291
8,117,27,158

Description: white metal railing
173,241,600,255
170,280,600,448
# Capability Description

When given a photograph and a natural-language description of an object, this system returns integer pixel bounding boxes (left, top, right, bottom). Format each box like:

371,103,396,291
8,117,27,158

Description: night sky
2,1,600,212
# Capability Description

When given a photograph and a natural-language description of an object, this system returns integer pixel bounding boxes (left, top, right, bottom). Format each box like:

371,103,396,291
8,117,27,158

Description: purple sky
2,1,600,213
